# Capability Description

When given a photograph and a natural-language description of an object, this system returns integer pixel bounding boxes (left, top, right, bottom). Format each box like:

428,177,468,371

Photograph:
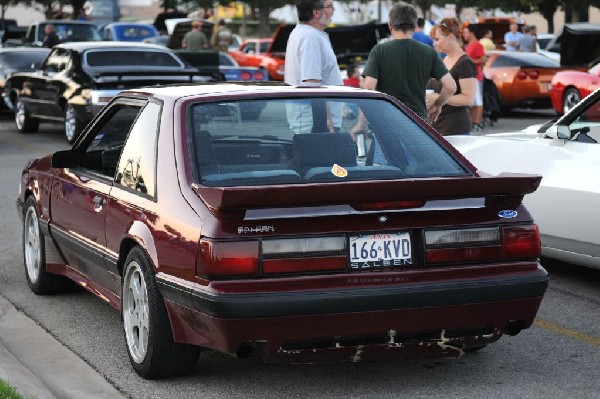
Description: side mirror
545,124,571,140
536,119,558,134
52,150,78,168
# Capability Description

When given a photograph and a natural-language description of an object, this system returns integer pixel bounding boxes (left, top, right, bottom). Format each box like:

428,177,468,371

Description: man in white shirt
503,23,523,51
285,0,343,133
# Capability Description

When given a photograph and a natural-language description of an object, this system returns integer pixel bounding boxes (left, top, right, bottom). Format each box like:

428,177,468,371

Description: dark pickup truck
0,19,27,44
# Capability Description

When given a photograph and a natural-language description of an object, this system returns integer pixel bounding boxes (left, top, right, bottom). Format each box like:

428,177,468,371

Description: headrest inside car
292,133,357,167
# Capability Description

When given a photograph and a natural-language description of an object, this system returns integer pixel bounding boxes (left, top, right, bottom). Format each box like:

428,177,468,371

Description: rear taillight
196,239,259,277
528,70,539,79
517,71,528,80
502,225,541,258
240,71,252,80
425,225,540,264
196,236,346,277
253,71,265,80
262,236,346,274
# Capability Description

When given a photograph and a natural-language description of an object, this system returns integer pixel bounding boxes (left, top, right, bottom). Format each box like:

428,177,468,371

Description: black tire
22,197,68,294
64,104,85,143
562,87,581,115
15,97,39,133
122,247,200,379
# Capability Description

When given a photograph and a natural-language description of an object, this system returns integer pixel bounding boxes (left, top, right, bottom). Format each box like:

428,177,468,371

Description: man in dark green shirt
363,4,455,122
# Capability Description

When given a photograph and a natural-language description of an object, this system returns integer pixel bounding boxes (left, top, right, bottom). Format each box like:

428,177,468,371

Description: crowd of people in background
45,0,536,136
285,0,537,135
284,0,520,136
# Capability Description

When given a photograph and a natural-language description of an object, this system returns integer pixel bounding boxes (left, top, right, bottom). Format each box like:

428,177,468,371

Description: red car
229,23,385,81
550,61,600,114
229,38,273,57
229,37,283,80
18,83,547,379
228,38,280,80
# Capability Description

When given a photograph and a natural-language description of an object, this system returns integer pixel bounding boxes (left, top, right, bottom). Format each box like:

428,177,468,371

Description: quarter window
79,105,142,177
115,102,160,197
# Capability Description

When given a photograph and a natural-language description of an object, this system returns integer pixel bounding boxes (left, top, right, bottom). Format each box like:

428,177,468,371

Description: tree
0,0,14,19
475,0,559,33
412,0,436,19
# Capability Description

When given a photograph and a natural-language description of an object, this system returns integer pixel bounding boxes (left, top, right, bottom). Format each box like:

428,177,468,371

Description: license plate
349,232,412,269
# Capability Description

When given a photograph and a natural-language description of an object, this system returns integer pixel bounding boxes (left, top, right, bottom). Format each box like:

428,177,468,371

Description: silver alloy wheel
15,99,26,131
23,206,41,284
123,260,150,364
65,105,77,142
563,89,581,114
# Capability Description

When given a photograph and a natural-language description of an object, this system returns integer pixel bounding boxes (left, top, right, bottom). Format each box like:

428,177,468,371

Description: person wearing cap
362,3,455,122
182,20,208,50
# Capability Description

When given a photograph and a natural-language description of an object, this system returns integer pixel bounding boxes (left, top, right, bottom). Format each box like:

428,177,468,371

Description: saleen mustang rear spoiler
194,173,542,211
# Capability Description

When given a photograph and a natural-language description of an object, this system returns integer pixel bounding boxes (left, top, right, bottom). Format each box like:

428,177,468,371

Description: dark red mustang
18,83,547,379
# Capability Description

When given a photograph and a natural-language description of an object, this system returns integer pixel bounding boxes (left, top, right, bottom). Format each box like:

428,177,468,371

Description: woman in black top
426,18,477,136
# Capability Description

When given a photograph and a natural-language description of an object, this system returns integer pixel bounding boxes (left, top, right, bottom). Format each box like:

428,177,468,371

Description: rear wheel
15,97,39,133
122,247,200,379
562,87,581,114
64,104,84,143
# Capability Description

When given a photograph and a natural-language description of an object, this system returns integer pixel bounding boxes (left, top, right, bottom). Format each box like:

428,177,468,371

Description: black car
4,41,224,142
0,48,50,110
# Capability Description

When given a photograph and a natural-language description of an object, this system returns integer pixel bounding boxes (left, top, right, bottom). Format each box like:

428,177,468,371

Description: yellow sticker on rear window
331,164,348,177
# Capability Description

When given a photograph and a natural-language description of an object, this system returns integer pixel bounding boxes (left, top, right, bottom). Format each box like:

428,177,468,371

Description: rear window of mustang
85,50,182,68
188,97,469,187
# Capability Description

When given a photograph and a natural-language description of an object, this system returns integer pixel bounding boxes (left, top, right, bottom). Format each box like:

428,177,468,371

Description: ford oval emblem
498,210,518,219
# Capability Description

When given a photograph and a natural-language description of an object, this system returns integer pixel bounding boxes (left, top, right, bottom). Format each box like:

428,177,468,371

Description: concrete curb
0,295,125,399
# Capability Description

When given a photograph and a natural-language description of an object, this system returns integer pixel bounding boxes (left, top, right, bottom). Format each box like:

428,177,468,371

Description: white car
446,88,600,269
536,33,559,63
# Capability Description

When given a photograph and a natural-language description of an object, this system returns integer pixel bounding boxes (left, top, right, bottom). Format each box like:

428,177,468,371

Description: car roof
40,19,97,26
0,47,50,53
246,38,272,43
486,50,558,61
121,83,383,102
54,41,172,51
104,22,156,27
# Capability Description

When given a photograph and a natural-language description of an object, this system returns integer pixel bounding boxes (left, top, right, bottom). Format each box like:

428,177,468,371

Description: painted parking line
535,318,600,347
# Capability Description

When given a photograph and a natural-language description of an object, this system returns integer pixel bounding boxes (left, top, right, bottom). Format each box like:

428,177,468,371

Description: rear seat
290,132,357,176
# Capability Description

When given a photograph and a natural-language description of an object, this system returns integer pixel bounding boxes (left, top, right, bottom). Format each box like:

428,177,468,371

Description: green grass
0,379,26,399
